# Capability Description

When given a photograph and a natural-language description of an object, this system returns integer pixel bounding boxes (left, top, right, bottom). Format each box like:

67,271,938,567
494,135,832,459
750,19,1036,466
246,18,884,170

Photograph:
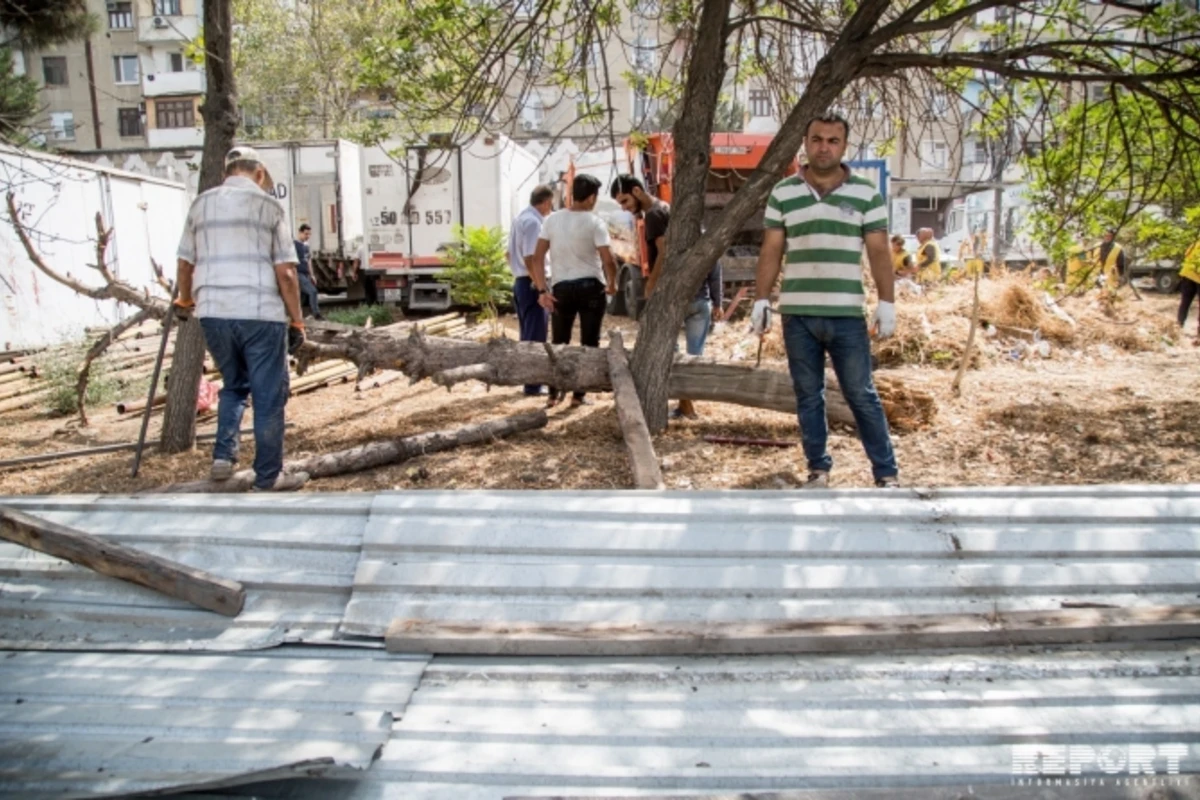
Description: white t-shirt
539,209,610,285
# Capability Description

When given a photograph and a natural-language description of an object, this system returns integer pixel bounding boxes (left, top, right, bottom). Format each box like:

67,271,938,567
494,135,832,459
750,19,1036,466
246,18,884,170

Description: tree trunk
606,332,664,490
160,0,239,454
302,331,935,432
628,0,894,433
151,410,548,492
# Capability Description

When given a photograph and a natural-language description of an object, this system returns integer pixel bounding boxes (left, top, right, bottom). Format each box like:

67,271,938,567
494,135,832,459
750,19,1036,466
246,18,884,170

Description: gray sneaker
251,471,309,492
802,470,829,489
875,476,900,488
210,459,235,481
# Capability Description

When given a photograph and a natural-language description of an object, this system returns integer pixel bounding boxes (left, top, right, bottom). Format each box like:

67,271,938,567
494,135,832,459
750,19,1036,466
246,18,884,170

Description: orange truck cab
606,132,798,320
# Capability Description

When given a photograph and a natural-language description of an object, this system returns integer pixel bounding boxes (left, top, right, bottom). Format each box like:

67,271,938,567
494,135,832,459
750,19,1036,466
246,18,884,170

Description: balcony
142,70,205,97
137,14,200,43
148,127,203,148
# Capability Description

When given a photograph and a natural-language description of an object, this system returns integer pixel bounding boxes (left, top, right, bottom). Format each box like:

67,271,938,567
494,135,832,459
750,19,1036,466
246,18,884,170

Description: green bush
40,345,124,417
441,225,512,333
325,304,395,327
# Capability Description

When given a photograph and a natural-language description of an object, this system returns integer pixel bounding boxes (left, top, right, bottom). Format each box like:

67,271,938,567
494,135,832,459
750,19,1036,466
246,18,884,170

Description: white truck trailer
251,139,367,298
361,134,540,310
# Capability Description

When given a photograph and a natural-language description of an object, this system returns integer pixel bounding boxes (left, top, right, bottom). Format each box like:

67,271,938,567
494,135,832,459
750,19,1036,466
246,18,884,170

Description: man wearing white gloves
752,113,899,488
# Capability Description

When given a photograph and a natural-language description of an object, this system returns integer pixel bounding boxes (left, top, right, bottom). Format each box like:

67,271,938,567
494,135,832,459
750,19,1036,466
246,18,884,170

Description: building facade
18,0,205,152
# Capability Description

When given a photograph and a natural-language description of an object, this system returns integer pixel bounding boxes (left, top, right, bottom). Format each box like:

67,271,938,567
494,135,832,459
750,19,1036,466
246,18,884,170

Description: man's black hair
805,112,850,140
299,224,311,232
530,185,555,206
609,174,645,199
572,173,602,204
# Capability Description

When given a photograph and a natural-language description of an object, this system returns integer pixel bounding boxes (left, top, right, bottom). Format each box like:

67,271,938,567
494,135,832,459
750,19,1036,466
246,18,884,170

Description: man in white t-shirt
529,173,617,407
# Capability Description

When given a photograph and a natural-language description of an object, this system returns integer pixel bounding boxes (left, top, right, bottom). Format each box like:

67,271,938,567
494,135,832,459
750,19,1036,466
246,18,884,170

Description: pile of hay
979,279,1075,345
874,305,985,370
876,374,938,432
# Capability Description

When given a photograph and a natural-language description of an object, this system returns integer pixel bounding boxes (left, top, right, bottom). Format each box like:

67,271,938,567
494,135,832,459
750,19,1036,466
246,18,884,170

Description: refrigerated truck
251,140,367,297
360,134,541,310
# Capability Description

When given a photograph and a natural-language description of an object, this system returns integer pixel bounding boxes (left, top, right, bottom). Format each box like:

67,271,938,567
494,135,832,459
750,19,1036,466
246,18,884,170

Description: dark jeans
550,278,606,401
513,276,548,394
1179,276,1199,334
782,314,898,481
298,273,320,318
200,318,290,490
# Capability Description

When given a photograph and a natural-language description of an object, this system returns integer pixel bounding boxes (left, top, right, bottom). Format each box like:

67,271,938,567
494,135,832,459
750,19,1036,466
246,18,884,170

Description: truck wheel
607,268,628,317
624,267,645,322
1155,270,1181,293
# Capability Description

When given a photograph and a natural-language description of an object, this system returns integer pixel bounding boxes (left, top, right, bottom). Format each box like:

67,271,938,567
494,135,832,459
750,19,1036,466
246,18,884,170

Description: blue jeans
683,298,712,356
200,318,290,490
298,273,320,317
513,276,548,394
782,315,898,481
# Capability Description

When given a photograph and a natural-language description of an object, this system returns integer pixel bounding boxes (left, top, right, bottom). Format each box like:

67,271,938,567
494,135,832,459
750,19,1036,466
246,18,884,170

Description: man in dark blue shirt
294,224,322,319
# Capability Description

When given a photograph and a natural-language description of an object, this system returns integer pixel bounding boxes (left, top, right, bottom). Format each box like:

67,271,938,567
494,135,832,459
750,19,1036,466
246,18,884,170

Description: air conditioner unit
106,3,118,10
521,119,538,132
153,16,168,27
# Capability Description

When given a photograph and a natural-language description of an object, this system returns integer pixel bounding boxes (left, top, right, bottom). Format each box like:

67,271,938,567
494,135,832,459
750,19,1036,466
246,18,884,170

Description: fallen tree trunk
151,410,548,493
607,332,664,490
0,506,245,616
301,330,935,431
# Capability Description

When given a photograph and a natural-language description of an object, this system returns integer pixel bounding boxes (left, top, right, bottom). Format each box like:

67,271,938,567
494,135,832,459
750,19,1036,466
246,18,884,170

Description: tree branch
75,308,155,426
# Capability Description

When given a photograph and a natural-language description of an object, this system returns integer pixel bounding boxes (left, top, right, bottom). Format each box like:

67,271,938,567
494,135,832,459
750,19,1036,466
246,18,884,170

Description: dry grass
0,279,1195,493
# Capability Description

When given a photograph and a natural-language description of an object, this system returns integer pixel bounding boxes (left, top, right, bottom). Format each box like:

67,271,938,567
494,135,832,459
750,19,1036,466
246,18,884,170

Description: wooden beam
385,605,1200,656
0,506,246,616
607,331,665,490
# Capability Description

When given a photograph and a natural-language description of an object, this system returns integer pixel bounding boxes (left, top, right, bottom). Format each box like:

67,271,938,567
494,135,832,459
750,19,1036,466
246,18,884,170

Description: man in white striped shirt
751,113,899,488
174,146,306,491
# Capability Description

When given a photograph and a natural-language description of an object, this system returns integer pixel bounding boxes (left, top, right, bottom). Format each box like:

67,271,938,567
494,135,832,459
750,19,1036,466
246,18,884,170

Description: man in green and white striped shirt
751,113,899,488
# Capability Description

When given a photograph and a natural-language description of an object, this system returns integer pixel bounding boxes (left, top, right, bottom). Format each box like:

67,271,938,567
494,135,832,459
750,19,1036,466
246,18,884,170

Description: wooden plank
0,507,246,616
606,331,665,490
385,605,1200,656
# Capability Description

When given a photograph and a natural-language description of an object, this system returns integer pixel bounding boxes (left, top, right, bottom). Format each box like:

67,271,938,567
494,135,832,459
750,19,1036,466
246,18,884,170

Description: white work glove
871,300,896,339
750,299,772,335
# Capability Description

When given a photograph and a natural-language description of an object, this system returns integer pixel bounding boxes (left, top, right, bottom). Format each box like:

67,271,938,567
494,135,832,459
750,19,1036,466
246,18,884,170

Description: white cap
224,145,262,167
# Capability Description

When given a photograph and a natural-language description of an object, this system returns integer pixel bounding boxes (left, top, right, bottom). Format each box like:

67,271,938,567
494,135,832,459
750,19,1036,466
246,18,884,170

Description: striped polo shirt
764,169,888,317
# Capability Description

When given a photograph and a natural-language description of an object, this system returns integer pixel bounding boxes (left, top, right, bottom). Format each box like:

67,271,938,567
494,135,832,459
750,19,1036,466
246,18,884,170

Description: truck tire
606,268,628,317
623,266,645,322
1155,270,1181,293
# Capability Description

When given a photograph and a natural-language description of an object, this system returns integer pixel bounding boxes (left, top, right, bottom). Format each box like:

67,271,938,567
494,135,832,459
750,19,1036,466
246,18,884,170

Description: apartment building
19,0,205,152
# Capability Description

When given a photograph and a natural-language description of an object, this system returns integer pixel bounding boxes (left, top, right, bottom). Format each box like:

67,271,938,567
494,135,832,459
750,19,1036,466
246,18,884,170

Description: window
582,41,603,69
514,0,534,16
156,98,195,128
749,89,772,118
108,2,133,29
154,0,181,15
921,140,948,171
49,111,75,140
634,37,657,73
1087,83,1108,103
170,53,184,72
633,89,658,123
118,108,143,137
521,93,544,129
42,56,68,87
967,139,988,165
113,55,139,84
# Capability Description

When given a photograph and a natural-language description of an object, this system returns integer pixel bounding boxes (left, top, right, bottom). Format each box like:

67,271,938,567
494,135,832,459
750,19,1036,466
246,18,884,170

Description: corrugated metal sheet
0,494,372,651
216,643,1200,799
340,486,1200,637
0,646,428,799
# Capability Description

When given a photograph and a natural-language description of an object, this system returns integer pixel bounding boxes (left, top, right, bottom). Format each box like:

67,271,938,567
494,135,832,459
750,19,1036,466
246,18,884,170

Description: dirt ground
1,276,1197,494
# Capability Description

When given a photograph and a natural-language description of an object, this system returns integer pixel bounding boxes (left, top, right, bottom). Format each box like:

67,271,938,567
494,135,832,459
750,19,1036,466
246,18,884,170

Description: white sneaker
802,470,829,489
210,459,235,481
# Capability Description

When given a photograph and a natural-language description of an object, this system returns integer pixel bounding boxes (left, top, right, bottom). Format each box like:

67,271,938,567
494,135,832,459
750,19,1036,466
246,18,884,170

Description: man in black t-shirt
610,175,670,295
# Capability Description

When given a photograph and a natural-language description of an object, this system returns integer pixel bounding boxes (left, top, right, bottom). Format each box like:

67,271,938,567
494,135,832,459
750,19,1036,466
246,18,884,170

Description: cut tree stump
151,410,549,493
302,330,936,431
607,331,665,489
0,506,245,616
385,605,1200,657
